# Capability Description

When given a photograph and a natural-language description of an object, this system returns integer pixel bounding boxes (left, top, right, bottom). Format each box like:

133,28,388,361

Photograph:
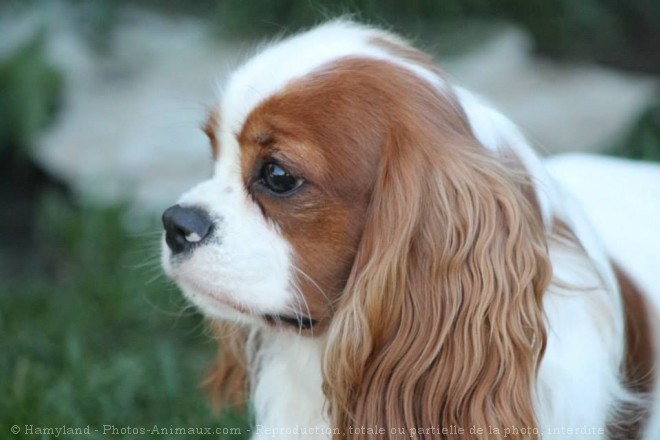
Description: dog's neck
249,330,329,440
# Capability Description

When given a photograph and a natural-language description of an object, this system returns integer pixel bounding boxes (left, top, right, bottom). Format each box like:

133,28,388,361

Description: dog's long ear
204,321,249,411
323,89,552,439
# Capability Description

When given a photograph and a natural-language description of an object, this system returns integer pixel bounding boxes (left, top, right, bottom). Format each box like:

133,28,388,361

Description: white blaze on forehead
219,20,446,137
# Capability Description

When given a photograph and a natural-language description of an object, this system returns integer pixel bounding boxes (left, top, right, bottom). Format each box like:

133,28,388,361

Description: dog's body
161,22,660,439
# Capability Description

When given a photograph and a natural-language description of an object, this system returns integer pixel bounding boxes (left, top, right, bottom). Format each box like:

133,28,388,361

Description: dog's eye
259,163,302,195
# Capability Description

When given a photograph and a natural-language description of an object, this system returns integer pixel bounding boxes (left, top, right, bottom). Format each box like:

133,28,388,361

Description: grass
0,194,249,439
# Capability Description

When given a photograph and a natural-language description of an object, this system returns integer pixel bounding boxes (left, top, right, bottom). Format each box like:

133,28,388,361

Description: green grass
0,194,249,439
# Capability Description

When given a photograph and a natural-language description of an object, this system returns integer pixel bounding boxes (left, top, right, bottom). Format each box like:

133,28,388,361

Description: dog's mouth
178,282,317,330
173,277,318,330
263,314,318,330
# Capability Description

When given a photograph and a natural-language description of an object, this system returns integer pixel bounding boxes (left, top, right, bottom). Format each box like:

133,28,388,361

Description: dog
161,21,660,439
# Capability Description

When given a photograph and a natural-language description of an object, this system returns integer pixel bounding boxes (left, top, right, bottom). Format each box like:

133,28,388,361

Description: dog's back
547,153,660,438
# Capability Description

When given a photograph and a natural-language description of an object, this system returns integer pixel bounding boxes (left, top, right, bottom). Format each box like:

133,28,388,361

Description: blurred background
1,1,659,438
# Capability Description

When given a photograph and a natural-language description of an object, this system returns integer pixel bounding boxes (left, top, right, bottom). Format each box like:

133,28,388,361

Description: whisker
290,281,314,336
292,265,330,303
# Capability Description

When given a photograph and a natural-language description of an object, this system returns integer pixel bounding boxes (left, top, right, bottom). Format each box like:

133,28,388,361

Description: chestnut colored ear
323,91,552,439
204,321,249,412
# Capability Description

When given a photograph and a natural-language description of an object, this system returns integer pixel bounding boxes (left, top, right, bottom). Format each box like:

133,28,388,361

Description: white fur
162,21,659,439
221,20,445,136
546,154,660,303
161,122,295,322
249,332,329,440
546,154,660,438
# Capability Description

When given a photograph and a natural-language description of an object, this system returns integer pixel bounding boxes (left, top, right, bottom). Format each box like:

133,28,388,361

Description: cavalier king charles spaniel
161,21,659,439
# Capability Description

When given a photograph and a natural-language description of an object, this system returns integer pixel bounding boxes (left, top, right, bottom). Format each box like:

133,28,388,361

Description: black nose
162,205,213,254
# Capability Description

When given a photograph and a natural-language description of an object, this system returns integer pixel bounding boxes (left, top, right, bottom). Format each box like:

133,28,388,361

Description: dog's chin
175,279,318,332
161,243,247,322
174,280,257,325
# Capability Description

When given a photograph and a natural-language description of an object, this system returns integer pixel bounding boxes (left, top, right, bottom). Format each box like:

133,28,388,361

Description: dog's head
161,21,448,332
161,21,551,436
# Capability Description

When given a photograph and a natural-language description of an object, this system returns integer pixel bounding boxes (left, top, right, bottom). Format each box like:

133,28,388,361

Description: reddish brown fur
617,266,655,395
315,60,550,440
204,108,221,159
204,321,249,411
609,264,656,438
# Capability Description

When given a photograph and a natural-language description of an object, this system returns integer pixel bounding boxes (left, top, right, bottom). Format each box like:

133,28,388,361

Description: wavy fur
322,92,552,438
